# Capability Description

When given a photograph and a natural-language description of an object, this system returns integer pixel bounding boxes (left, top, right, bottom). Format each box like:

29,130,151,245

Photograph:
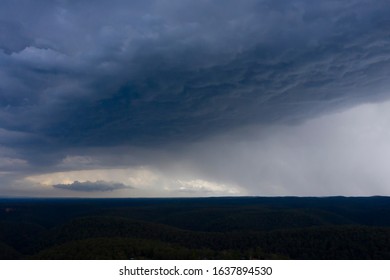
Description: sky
1,0,390,197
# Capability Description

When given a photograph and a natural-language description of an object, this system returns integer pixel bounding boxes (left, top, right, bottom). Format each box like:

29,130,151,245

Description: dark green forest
1,196,390,259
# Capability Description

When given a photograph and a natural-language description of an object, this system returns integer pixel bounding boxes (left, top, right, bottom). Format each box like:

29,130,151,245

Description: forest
1,196,390,259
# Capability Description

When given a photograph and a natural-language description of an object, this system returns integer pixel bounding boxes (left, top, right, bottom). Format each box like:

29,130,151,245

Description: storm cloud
1,0,390,196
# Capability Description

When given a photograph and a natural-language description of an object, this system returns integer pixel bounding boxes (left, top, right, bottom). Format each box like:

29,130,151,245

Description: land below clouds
1,196,390,260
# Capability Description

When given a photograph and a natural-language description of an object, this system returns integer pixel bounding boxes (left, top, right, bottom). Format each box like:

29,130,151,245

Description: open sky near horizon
1,0,390,197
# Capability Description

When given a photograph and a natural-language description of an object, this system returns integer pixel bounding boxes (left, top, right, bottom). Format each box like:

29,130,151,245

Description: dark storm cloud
52,180,131,192
0,21,32,54
1,0,390,168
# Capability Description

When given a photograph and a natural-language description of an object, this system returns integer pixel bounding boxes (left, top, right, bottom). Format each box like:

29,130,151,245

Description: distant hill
1,196,390,259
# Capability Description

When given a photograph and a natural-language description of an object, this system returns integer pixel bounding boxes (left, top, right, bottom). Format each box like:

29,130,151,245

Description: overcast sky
1,0,390,197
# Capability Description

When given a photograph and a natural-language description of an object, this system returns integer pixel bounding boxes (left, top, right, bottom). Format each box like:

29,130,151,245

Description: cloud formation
1,1,390,196
1,0,390,150
25,167,244,197
52,180,130,192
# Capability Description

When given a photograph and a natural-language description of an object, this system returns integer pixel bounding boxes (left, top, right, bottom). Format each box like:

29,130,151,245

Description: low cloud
25,167,245,197
53,180,131,192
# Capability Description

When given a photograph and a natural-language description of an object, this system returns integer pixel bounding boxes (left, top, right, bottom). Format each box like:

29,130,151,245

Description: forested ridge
1,196,390,259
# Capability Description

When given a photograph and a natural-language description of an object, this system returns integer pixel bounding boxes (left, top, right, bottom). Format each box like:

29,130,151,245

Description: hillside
1,196,390,259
